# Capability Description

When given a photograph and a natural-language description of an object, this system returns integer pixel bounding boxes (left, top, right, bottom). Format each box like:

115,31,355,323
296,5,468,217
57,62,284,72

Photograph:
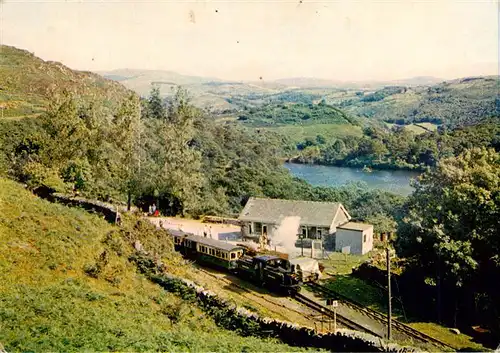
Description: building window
317,229,322,239
249,224,253,234
254,222,262,234
364,234,367,243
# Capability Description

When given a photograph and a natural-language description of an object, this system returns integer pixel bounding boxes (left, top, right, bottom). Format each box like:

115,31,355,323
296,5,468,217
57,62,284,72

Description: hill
99,68,498,129
333,76,499,128
272,76,444,89
0,45,134,119
0,177,312,352
98,69,290,113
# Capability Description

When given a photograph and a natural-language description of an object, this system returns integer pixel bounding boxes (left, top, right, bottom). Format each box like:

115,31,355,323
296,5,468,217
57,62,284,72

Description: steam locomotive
168,229,304,295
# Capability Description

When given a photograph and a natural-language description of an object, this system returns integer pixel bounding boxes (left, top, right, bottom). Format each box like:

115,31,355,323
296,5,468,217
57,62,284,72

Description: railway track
194,266,320,322
292,292,382,337
307,282,456,350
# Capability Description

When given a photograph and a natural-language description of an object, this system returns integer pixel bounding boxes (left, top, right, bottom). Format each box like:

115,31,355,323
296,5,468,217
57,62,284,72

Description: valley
0,43,498,352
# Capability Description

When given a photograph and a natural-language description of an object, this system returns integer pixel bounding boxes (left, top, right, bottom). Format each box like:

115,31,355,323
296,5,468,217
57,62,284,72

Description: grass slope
0,45,133,119
0,178,310,352
268,123,363,143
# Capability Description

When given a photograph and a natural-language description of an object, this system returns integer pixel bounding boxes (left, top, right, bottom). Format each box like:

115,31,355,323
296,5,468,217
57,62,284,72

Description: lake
284,163,421,196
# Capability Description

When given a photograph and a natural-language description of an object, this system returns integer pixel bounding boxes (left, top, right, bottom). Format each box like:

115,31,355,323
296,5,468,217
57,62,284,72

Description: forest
0,87,402,233
291,118,500,170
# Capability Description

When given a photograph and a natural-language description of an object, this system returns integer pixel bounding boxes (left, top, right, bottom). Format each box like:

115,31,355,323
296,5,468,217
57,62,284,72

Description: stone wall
35,189,137,224
150,272,422,353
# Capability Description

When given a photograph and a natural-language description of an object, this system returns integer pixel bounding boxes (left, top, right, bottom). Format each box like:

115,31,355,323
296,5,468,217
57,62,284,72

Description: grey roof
338,222,373,231
168,229,194,237
184,234,244,252
238,197,350,228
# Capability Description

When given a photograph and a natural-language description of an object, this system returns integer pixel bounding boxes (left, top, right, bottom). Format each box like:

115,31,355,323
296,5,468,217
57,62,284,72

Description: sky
1,0,498,82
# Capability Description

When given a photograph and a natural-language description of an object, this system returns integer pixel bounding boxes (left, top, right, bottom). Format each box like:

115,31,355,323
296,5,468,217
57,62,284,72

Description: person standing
203,225,208,238
209,226,213,239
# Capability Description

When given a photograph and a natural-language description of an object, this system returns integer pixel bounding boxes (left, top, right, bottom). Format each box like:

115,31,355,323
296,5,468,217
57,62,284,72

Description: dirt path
149,217,242,241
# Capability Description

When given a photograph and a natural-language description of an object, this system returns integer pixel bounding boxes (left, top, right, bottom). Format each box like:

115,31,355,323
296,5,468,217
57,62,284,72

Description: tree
156,87,204,215
370,139,388,161
395,147,500,328
112,94,142,210
146,86,165,120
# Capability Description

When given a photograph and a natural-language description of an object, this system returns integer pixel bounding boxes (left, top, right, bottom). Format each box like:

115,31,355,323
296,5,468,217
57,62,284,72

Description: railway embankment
132,247,421,353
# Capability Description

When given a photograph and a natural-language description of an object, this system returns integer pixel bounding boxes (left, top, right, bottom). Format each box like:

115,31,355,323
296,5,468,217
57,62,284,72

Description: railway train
168,229,309,295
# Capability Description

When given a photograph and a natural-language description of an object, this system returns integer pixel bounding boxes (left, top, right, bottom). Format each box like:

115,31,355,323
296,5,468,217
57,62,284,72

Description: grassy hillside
0,178,310,352
335,76,499,128
0,45,134,119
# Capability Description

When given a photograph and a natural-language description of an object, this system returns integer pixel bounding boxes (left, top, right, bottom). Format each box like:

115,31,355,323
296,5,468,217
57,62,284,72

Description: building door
262,225,267,235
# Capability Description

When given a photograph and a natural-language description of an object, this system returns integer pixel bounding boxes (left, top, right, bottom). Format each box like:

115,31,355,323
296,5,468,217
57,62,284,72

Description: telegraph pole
386,246,392,340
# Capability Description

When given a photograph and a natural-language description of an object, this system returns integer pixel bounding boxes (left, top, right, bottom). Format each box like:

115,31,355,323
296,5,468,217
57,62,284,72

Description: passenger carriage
182,234,245,270
168,229,191,252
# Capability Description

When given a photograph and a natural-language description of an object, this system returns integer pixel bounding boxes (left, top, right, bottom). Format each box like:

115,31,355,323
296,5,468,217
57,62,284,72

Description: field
264,123,363,143
0,177,315,352
385,122,439,135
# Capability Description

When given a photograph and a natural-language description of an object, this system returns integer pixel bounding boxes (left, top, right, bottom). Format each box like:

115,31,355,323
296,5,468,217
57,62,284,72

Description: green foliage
292,119,500,171
0,91,146,201
237,101,354,127
395,147,500,331
397,147,500,282
145,86,165,120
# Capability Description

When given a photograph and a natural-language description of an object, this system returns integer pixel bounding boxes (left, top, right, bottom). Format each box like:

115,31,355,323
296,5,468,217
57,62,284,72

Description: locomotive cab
237,255,302,295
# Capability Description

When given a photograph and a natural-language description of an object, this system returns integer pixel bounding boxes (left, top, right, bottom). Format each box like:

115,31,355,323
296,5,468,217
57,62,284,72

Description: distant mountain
97,69,287,113
96,68,498,126
98,69,224,96
0,45,134,119
272,77,344,88
385,76,444,86
271,76,444,89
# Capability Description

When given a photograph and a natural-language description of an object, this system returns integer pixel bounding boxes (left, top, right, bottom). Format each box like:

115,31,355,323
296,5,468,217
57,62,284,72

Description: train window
231,253,236,259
